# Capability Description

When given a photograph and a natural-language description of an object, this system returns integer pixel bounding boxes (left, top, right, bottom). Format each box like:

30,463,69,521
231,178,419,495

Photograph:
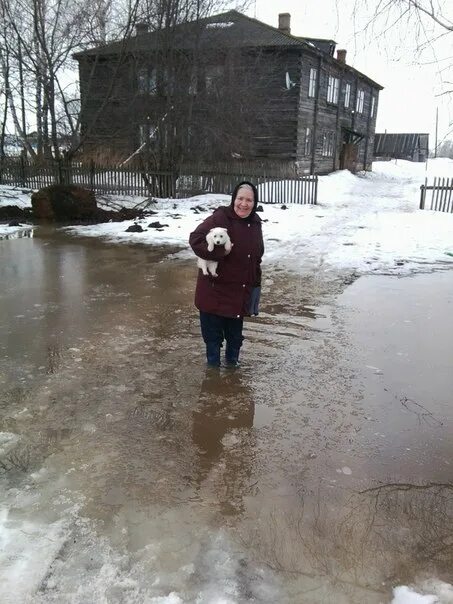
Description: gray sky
249,0,453,147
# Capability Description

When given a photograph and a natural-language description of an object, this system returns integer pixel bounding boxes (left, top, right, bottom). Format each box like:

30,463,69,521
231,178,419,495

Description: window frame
327,75,339,105
205,64,224,93
304,127,312,156
356,88,365,114
137,66,157,95
321,131,335,157
308,67,317,98
344,82,351,108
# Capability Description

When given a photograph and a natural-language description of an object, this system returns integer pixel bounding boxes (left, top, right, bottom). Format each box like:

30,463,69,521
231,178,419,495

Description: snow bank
2,159,453,277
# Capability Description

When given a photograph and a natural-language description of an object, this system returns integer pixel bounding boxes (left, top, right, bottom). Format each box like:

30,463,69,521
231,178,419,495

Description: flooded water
0,229,452,603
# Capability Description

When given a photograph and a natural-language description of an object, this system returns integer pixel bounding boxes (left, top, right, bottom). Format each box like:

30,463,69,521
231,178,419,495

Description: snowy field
1,159,453,280
1,159,453,603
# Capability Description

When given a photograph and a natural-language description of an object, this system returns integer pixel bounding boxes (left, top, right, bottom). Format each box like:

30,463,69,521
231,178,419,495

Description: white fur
196,227,232,277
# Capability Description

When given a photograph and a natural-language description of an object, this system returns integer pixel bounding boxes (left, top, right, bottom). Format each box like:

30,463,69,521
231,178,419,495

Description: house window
187,126,194,150
139,123,157,146
327,76,339,104
370,95,376,117
344,83,351,108
189,68,198,95
356,89,365,114
321,131,335,157
137,67,157,95
205,65,224,92
162,67,175,95
304,127,312,156
308,67,317,98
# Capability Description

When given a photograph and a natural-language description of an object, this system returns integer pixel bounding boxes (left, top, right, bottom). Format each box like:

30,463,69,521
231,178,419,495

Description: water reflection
192,370,255,516
242,480,453,601
0,228,34,240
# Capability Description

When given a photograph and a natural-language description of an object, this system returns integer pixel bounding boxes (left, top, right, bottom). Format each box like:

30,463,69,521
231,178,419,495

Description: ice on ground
0,432,20,455
392,580,453,603
0,509,69,604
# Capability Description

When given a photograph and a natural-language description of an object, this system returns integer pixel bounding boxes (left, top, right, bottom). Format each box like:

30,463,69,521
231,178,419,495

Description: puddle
0,230,452,602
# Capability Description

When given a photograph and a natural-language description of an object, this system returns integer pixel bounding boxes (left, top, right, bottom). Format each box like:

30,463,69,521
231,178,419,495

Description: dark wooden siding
295,51,380,174
78,45,380,172
249,49,300,159
79,56,139,157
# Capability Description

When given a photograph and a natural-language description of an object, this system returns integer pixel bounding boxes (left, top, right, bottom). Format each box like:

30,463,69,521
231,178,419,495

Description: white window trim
308,68,317,98
304,127,312,156
344,83,351,108
327,76,339,104
321,131,335,157
356,89,365,114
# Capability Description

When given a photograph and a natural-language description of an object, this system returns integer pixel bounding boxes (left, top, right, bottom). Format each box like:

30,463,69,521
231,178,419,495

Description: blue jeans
199,312,244,367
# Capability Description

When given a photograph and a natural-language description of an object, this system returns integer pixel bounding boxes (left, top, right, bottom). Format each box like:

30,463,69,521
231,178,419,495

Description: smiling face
233,186,255,219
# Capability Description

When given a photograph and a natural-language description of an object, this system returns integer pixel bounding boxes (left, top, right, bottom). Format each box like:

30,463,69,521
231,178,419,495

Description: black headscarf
230,181,259,217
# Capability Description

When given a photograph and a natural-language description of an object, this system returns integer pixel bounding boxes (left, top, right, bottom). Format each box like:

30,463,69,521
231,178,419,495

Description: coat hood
230,181,259,218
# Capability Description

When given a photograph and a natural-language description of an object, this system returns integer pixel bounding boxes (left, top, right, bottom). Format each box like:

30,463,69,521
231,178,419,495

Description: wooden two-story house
74,10,383,174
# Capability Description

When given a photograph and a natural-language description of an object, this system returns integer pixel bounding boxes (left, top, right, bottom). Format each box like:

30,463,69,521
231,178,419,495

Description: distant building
75,10,383,174
374,133,429,162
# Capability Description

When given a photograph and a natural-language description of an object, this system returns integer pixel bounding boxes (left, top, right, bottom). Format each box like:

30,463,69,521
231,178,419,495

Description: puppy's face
209,227,229,246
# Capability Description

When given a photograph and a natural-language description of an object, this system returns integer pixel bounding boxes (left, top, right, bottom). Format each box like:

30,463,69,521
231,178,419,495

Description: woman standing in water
189,181,264,368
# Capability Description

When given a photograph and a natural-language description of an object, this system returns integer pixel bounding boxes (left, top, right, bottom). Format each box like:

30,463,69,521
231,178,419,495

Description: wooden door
340,143,358,172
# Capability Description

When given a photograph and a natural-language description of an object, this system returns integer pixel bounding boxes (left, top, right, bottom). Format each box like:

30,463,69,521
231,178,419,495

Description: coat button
242,284,245,287
237,315,240,318
247,223,251,227
247,254,250,258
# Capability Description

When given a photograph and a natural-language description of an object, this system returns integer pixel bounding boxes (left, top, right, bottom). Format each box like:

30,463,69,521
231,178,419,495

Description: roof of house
374,133,429,156
74,10,383,89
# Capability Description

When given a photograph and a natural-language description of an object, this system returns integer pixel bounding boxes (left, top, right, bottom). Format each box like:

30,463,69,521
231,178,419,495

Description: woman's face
233,187,255,218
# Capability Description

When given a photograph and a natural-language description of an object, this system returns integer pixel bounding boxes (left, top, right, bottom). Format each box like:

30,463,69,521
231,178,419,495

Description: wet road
0,229,452,603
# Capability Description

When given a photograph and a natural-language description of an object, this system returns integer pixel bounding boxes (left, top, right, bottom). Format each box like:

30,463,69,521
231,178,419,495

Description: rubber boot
225,345,240,367
206,342,221,368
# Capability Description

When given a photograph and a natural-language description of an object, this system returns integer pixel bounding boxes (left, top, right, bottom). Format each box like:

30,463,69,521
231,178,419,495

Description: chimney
337,49,347,63
278,13,291,35
136,22,148,35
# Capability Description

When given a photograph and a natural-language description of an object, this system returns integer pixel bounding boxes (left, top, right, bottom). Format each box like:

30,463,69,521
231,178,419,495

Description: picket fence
420,177,453,213
0,158,318,205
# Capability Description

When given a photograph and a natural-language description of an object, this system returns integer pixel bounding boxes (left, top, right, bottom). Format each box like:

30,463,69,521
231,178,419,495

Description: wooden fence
420,177,453,213
0,158,318,205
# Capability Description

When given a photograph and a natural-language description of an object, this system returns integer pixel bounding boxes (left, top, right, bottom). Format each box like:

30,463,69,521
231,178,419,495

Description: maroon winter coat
189,206,264,318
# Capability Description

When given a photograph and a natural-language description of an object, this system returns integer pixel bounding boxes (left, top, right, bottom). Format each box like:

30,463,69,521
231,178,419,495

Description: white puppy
197,227,232,277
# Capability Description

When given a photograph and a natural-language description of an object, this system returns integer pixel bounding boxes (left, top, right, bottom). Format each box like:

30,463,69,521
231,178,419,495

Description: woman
189,181,264,368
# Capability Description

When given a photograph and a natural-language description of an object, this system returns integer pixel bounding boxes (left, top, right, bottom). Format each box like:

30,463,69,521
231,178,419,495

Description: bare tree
1,0,259,167
75,0,265,170
0,0,137,159
351,0,453,139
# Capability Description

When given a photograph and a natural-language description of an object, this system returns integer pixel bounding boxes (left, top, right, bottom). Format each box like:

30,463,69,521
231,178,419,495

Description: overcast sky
249,0,453,148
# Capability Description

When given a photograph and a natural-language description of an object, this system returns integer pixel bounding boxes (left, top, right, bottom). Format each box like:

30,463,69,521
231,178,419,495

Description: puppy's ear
206,232,214,252
224,239,232,252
